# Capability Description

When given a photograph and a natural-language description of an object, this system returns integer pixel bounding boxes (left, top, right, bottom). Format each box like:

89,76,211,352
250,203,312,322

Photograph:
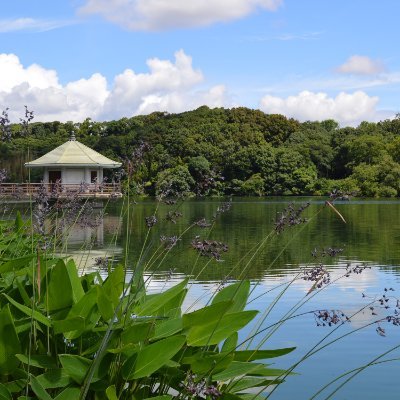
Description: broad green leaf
121,321,155,345
14,212,24,232
0,254,35,274
237,394,271,400
213,362,264,381
96,286,114,321
0,304,21,374
15,318,34,334
15,354,58,369
53,388,80,400
0,383,11,400
143,397,172,400
158,289,187,317
134,279,188,316
65,259,85,300
45,259,84,311
36,370,73,389
212,281,250,312
15,278,31,306
234,348,295,362
221,333,238,353
91,352,113,382
53,316,86,335
29,375,52,400
183,351,234,375
4,379,24,394
3,294,52,328
229,377,283,393
58,355,91,385
182,301,232,329
106,385,118,400
102,265,124,306
67,287,97,319
123,335,186,379
107,343,138,356
64,288,99,339
152,317,182,340
214,362,290,381
187,310,258,346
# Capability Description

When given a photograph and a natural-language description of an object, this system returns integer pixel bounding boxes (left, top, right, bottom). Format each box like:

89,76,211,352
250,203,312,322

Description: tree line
1,106,400,197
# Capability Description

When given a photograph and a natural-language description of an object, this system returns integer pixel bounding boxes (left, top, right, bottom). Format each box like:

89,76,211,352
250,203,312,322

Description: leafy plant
0,216,294,400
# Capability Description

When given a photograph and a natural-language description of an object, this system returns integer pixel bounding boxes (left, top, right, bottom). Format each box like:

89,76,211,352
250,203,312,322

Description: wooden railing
0,182,122,198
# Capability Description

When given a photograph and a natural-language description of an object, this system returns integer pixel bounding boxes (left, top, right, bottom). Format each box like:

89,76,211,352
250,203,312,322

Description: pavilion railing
0,182,122,197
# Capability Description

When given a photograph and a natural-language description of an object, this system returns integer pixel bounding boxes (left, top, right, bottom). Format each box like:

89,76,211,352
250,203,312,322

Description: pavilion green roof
25,138,121,168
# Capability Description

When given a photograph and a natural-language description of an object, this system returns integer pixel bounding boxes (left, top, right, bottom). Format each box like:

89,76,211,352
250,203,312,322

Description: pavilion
19,133,122,198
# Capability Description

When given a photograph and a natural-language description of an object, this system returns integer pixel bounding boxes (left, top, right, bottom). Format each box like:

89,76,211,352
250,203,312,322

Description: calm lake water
12,197,400,399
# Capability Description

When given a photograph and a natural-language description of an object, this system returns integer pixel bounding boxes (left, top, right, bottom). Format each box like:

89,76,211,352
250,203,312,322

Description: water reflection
4,197,400,399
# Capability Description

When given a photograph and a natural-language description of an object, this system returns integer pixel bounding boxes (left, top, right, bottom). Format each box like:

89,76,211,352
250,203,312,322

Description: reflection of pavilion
57,213,123,272
62,214,122,246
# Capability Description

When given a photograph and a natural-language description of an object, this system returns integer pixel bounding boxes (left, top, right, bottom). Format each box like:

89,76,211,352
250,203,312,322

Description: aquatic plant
0,214,295,399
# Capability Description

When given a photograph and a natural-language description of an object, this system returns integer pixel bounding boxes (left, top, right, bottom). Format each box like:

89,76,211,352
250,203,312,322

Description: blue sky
1,0,399,126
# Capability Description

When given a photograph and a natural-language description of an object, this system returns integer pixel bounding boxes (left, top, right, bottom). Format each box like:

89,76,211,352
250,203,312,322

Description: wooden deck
0,182,122,199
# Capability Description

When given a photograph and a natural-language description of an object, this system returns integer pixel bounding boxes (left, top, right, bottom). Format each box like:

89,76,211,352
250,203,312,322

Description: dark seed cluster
191,236,228,260
362,288,400,336
215,198,232,216
125,141,151,177
215,276,232,292
0,108,11,141
311,247,344,258
160,235,180,250
274,202,310,234
314,309,349,327
33,182,50,236
145,215,158,228
302,265,331,288
344,263,370,277
20,106,34,137
165,210,182,224
194,217,212,228
94,257,110,269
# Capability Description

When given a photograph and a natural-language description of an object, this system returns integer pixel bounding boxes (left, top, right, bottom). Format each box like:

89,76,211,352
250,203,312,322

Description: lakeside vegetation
0,198,300,399
1,176,399,398
1,106,400,198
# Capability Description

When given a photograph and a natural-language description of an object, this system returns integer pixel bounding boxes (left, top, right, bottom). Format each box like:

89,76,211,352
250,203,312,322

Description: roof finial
69,131,76,141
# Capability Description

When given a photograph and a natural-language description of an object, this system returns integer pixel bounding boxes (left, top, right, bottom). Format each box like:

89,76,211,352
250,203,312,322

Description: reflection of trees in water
4,199,399,280
109,199,400,280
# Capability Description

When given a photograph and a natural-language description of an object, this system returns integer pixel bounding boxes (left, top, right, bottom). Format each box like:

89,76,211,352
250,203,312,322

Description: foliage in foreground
0,218,294,400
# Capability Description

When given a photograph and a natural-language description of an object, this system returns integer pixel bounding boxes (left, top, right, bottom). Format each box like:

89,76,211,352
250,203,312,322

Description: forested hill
1,106,400,197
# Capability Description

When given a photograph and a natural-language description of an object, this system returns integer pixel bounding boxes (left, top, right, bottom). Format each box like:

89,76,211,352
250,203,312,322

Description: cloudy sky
1,0,399,126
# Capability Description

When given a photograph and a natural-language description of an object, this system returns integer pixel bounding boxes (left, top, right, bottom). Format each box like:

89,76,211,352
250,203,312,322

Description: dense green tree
240,173,265,196
2,105,400,197
155,165,195,198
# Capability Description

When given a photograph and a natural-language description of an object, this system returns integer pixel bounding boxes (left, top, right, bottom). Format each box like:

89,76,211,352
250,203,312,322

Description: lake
11,197,400,399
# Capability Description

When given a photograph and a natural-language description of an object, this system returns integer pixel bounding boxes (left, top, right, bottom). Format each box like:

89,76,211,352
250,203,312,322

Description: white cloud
78,0,283,31
100,50,229,118
0,54,59,92
337,55,385,75
0,51,229,122
0,18,75,33
260,90,381,126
